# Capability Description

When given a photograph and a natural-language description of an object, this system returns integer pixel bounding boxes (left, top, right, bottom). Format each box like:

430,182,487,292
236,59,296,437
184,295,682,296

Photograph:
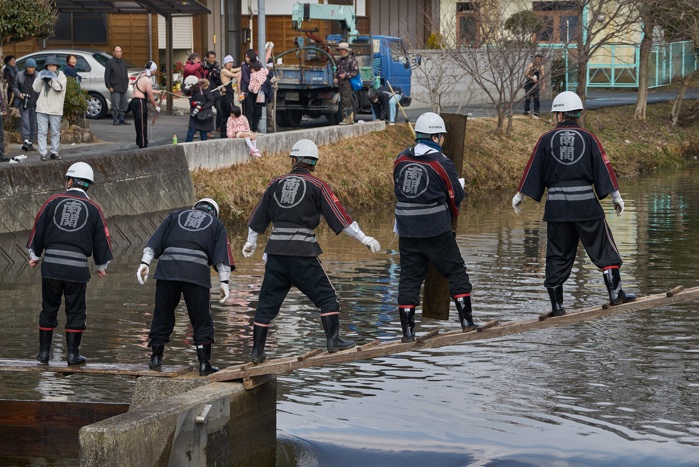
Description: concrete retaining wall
80,377,277,467
0,146,195,235
182,120,386,171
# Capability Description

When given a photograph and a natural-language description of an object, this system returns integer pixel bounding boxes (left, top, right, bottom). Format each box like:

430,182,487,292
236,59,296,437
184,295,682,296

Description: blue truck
272,3,416,127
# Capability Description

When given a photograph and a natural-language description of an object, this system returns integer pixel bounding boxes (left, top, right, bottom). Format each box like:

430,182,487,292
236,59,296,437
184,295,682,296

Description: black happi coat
146,208,233,289
248,167,353,257
27,189,113,283
518,120,619,222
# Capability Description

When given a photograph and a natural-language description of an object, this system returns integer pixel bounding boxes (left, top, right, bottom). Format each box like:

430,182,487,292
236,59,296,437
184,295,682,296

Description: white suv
16,48,159,119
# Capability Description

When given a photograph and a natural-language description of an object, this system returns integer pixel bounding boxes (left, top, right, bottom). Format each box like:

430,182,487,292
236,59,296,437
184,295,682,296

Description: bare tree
657,0,699,125
445,2,543,137
402,9,469,114
408,39,467,113
634,0,663,120
569,0,641,123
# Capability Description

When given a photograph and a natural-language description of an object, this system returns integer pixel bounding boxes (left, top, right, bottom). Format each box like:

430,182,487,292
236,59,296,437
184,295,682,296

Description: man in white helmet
394,112,475,342
136,198,234,376
243,139,381,363
27,161,113,366
129,61,161,148
512,91,635,318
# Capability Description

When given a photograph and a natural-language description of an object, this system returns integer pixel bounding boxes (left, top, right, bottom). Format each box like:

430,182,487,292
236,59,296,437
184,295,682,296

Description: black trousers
212,91,222,130
130,98,149,148
148,280,214,347
40,278,87,330
524,82,540,114
243,92,261,131
545,219,623,288
398,231,472,306
219,93,231,138
254,255,340,325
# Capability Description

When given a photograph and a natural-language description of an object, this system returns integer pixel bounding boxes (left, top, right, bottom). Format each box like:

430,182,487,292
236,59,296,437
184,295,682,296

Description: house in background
5,0,431,87
434,0,697,93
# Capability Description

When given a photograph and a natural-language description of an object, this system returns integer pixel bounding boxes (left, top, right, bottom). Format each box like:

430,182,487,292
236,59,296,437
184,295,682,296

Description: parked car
16,48,159,119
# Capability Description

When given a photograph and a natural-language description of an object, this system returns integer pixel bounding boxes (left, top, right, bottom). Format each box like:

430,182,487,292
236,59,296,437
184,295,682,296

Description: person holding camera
185,78,215,142
12,58,39,152
32,56,66,161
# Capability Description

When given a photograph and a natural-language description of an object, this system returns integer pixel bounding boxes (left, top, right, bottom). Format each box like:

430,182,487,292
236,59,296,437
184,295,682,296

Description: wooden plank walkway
0,359,193,377
211,285,699,383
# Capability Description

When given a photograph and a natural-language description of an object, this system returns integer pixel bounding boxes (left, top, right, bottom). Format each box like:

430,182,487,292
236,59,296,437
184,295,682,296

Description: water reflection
1,166,698,464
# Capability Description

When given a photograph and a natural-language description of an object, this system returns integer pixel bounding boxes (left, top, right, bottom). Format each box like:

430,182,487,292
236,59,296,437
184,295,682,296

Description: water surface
1,166,698,466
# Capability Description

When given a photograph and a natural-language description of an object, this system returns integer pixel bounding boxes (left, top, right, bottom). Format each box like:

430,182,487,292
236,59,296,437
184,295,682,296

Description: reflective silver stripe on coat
45,249,87,260
160,247,209,267
547,186,596,201
44,257,88,268
269,234,317,243
270,227,317,242
395,203,448,216
163,247,208,258
272,227,315,235
44,249,88,268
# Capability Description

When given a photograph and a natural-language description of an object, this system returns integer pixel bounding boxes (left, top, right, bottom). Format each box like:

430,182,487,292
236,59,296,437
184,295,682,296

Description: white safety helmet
183,75,199,87
289,139,319,160
193,198,220,218
65,162,94,183
551,91,584,113
414,112,447,135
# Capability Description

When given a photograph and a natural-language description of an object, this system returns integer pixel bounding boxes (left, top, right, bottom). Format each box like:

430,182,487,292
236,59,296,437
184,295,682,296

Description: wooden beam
211,286,699,383
422,113,468,320
0,360,193,377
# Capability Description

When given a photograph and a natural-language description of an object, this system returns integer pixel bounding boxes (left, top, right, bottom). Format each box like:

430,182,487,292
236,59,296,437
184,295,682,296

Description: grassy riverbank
193,101,699,225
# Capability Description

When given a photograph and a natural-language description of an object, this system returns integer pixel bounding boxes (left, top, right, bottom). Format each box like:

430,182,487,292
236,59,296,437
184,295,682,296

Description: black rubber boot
547,285,566,317
66,332,87,365
455,295,476,330
149,345,164,370
399,307,415,343
321,314,355,353
196,344,219,376
603,268,637,306
37,329,53,364
250,324,269,364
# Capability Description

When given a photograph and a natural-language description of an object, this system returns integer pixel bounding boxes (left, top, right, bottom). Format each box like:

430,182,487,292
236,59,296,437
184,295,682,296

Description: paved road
5,88,697,162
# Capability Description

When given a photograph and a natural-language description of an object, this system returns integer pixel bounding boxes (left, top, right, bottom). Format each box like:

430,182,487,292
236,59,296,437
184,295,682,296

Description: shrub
63,76,88,126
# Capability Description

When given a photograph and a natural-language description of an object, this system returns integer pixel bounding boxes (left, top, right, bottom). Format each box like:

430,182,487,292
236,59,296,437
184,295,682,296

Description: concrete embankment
79,377,277,466
0,121,384,268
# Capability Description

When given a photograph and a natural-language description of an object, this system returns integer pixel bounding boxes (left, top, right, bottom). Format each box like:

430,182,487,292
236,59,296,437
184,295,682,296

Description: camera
22,93,30,110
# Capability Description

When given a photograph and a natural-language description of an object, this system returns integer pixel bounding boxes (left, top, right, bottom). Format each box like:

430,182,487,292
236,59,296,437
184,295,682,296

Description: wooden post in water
422,113,468,320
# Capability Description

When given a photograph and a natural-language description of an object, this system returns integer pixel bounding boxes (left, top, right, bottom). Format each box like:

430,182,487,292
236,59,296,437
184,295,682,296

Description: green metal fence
543,40,697,93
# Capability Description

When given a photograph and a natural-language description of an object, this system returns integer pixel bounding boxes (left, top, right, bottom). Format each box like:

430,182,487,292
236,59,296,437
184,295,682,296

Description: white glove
137,263,149,285
612,194,624,216
512,192,524,214
361,236,381,253
219,282,230,304
458,178,465,189
155,106,161,113
242,241,256,257
265,41,274,50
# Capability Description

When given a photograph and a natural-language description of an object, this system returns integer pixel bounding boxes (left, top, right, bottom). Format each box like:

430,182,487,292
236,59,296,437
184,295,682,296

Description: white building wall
241,0,366,16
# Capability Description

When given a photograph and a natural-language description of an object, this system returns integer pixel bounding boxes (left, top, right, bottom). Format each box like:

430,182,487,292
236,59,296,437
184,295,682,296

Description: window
388,40,408,66
533,1,579,43
457,3,481,46
49,13,108,44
